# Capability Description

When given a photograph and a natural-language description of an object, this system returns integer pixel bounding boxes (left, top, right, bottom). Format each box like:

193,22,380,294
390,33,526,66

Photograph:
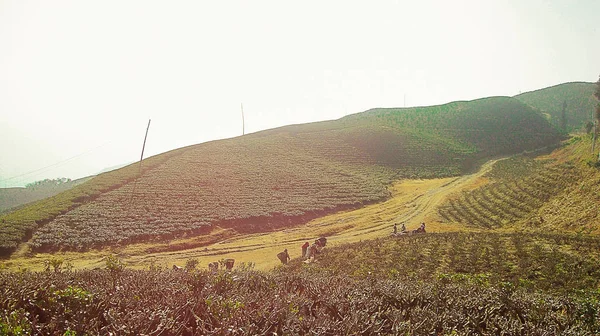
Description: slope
0,96,561,256
436,134,600,233
515,82,596,132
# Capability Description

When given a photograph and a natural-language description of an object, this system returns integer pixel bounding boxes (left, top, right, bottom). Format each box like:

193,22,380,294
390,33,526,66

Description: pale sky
1,0,599,187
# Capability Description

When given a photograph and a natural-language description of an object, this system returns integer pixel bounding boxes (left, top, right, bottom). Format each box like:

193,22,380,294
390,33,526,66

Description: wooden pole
139,119,151,169
130,119,151,204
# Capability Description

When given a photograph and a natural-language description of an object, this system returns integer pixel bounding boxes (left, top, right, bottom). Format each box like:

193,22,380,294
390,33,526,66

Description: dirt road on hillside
7,158,504,271
124,157,505,270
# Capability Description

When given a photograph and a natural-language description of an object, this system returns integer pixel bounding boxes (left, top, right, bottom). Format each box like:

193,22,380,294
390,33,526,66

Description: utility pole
130,119,151,204
139,119,151,171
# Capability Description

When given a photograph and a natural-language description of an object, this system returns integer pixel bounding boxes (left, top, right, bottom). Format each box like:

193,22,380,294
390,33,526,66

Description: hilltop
515,81,597,132
0,96,560,256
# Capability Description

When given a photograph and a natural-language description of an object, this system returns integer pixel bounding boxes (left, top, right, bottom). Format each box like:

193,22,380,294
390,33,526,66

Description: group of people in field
392,222,426,236
276,222,426,265
277,237,328,265
206,222,425,270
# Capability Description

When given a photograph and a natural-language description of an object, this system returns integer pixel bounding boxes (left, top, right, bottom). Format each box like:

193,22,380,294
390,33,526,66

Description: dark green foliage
346,97,560,166
561,100,568,132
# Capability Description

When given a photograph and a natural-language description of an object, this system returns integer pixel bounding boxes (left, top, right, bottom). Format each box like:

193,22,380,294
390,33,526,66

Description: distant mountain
0,95,561,255
514,82,596,132
0,176,92,214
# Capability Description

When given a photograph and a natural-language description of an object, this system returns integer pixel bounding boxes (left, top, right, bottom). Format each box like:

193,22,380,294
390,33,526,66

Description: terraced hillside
515,82,597,132
0,96,561,255
437,135,600,232
438,156,579,229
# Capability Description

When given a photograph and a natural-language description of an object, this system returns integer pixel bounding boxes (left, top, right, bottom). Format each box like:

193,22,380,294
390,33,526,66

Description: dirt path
123,157,502,270
6,158,503,271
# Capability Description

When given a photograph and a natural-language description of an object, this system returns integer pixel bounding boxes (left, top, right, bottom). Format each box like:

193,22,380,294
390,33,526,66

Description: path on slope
5,158,501,271
124,157,501,270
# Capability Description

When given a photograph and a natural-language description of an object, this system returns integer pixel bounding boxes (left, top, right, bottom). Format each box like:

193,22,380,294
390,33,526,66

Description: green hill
0,96,561,256
515,82,597,132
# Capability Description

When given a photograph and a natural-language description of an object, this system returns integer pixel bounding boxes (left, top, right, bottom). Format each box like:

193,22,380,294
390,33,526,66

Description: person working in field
301,241,310,259
277,249,291,265
307,237,327,260
306,241,319,261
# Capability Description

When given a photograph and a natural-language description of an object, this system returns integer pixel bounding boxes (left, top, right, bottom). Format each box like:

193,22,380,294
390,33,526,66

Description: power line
1,140,113,183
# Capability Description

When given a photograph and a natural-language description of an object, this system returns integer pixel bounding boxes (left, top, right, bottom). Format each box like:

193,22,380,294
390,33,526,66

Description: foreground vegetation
2,232,600,335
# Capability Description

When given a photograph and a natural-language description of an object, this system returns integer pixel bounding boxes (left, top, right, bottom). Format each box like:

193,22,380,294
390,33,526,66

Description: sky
1,0,599,187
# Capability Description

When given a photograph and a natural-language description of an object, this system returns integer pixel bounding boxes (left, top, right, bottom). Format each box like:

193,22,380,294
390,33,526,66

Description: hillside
0,96,561,256
0,177,92,214
515,82,597,132
436,134,600,233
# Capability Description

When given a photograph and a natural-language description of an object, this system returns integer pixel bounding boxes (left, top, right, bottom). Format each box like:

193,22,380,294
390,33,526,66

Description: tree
25,178,71,189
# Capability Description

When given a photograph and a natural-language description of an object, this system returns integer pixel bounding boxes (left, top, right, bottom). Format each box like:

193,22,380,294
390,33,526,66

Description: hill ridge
1,94,561,256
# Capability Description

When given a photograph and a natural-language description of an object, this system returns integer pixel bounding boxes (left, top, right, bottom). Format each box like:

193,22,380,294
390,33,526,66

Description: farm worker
317,237,327,247
393,223,397,234
307,241,319,260
301,241,310,259
277,249,290,265
401,223,406,233
420,222,426,233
